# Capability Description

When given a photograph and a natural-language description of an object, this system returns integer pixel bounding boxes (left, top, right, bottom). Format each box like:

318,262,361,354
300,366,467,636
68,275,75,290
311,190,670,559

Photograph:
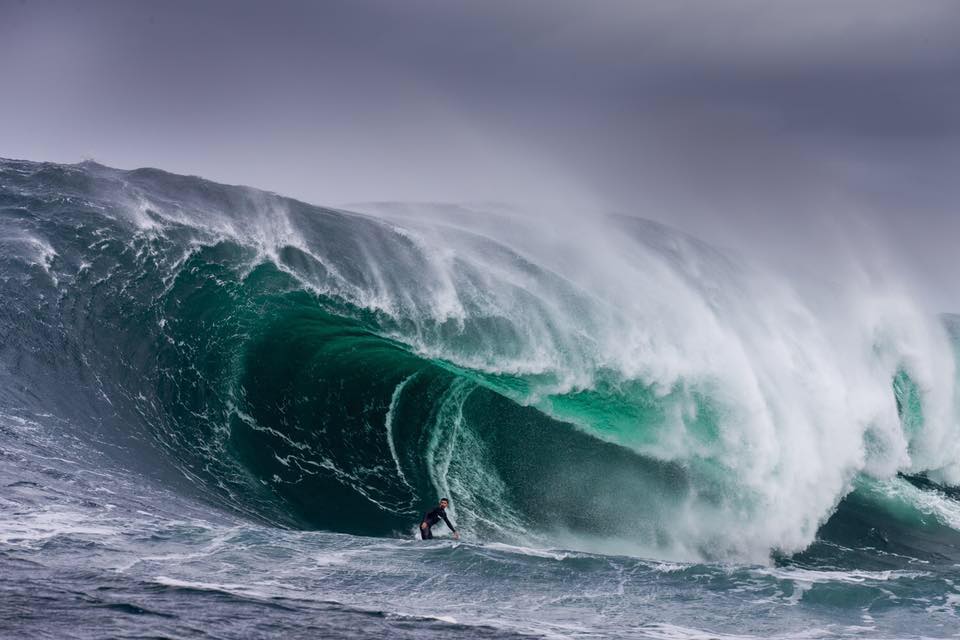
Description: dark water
2,157,960,638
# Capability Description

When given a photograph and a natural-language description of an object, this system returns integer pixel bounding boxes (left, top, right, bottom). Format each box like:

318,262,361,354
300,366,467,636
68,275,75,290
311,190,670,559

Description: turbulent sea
2,157,960,639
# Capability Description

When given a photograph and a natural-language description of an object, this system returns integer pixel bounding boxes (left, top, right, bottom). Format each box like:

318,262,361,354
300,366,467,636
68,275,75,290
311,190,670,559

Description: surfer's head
439,498,449,508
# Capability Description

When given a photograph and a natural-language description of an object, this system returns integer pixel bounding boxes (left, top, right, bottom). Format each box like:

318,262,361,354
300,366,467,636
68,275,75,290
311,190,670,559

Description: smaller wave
864,476,960,531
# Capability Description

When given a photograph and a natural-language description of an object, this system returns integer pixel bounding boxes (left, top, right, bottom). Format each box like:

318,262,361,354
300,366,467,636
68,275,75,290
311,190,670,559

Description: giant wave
2,157,960,565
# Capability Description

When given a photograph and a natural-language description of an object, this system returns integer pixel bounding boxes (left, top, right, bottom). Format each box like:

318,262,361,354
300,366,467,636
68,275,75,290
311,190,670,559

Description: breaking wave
2,157,960,563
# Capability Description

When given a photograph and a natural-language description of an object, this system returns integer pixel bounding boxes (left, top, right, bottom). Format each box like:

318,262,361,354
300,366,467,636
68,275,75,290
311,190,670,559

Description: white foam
753,566,928,585
0,506,120,548
480,542,579,561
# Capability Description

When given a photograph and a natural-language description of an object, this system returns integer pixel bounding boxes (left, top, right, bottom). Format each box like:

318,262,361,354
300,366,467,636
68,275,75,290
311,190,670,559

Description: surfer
419,498,460,540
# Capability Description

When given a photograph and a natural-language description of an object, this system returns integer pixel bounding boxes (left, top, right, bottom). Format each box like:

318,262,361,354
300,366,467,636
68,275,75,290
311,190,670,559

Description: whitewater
2,157,960,638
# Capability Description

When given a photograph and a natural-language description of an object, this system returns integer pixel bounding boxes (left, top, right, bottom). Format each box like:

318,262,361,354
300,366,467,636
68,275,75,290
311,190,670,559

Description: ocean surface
2,157,959,639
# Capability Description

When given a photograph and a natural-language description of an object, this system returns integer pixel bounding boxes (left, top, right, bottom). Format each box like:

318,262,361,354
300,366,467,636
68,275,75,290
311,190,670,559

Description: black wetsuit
420,506,455,540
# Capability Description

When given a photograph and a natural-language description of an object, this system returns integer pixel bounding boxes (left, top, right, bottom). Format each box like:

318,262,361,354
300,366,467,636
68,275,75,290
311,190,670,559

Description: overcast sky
2,0,959,307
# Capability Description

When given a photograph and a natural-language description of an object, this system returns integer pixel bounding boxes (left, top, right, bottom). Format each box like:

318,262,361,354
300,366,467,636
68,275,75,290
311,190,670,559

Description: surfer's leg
420,523,432,540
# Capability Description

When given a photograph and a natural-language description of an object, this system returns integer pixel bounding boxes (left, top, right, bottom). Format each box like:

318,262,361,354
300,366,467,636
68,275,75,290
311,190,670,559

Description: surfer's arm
441,512,456,532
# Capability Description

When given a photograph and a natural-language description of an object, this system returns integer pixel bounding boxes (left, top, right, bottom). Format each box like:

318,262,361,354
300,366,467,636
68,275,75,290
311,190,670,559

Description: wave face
2,157,960,564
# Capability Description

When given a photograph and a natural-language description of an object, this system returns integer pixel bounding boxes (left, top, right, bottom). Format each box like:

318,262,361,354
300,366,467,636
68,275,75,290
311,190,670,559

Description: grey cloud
1,0,959,306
